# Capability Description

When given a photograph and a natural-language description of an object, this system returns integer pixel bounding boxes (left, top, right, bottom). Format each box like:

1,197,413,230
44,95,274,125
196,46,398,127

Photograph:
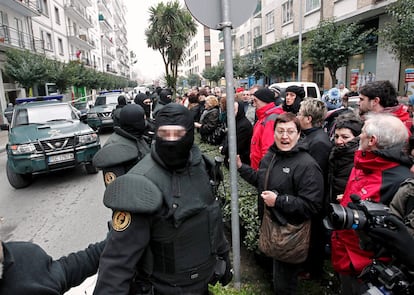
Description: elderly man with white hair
330,112,413,295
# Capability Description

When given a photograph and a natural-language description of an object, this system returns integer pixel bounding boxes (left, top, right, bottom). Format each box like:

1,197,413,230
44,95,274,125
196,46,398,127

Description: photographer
330,113,412,295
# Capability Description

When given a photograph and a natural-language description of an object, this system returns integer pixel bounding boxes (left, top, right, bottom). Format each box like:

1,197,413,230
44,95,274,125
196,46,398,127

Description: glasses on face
275,129,298,136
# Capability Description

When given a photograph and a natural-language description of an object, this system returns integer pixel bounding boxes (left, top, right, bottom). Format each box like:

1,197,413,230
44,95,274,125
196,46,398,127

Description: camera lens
324,203,366,229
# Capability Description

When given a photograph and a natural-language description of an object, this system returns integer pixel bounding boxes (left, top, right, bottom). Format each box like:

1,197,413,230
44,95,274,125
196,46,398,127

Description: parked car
86,91,121,131
269,82,321,100
5,95,101,189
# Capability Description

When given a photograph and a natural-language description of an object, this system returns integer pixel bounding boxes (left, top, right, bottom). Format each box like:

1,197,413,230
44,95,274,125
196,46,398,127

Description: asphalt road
0,132,112,294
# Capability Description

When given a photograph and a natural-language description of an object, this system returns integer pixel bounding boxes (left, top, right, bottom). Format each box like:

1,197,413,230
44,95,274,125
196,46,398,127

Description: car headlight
78,133,98,144
10,143,36,155
87,112,98,118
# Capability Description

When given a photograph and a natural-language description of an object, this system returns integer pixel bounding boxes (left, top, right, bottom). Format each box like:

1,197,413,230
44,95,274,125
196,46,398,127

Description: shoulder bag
258,154,311,264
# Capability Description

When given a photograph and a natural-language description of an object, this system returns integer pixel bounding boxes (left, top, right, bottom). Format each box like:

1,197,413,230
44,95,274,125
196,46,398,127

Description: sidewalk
0,129,7,153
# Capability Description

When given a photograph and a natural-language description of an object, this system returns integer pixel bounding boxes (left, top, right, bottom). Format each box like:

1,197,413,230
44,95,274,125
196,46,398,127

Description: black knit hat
253,88,275,103
286,85,305,99
335,113,363,137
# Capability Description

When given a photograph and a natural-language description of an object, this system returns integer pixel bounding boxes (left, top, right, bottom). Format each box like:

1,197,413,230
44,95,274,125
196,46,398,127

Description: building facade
0,0,131,124
186,0,406,93
179,22,224,87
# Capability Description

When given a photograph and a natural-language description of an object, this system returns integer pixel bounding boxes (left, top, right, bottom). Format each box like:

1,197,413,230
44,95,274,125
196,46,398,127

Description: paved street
0,130,111,294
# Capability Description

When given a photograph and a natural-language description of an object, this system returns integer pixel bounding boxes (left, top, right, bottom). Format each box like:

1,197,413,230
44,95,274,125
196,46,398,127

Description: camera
323,194,391,230
359,260,412,295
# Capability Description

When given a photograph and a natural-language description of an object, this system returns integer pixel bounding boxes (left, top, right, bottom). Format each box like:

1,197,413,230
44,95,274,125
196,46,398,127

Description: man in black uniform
93,103,231,295
93,104,151,186
112,95,127,127
0,239,105,294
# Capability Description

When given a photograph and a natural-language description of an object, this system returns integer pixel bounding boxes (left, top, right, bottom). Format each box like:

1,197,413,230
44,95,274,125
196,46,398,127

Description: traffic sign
185,0,257,30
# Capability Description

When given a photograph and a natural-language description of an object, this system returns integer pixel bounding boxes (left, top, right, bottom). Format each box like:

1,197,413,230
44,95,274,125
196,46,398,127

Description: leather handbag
257,154,311,264
258,209,311,264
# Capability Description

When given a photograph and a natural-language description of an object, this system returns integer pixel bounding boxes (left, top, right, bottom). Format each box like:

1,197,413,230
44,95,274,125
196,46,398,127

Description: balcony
103,49,115,60
0,0,41,16
101,34,113,47
98,13,113,32
64,3,93,28
98,0,111,17
0,25,44,53
67,29,95,50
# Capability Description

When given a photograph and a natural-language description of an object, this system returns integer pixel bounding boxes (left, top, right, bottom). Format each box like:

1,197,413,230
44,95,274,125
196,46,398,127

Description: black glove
367,214,414,268
219,252,233,286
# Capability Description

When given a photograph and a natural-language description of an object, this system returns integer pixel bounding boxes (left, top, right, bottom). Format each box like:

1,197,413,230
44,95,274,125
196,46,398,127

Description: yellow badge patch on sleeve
112,211,131,231
104,172,117,185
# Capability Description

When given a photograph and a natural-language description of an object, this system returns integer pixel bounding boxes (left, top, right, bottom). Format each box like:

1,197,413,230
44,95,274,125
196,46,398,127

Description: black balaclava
159,89,173,105
134,93,151,118
119,104,146,138
117,95,127,106
155,103,194,170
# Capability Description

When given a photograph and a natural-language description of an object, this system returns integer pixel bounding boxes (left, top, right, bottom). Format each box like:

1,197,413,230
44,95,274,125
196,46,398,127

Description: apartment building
0,0,130,123
187,0,404,92
179,22,224,87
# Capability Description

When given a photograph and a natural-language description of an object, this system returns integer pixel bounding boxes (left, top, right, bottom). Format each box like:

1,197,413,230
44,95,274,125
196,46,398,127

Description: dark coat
327,137,359,203
199,106,220,141
221,102,253,166
238,140,324,224
0,241,105,295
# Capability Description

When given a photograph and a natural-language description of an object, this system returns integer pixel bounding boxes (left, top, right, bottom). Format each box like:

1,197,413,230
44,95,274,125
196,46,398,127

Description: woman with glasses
236,112,324,294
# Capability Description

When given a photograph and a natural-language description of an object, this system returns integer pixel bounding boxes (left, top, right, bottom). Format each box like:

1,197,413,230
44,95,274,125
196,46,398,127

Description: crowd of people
3,80,414,295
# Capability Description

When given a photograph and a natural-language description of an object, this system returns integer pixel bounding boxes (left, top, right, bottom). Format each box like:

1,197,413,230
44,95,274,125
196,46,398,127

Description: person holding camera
330,113,412,295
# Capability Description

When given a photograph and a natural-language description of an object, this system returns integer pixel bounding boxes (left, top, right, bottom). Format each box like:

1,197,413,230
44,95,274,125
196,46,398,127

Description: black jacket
327,137,359,203
199,107,220,140
221,102,253,165
238,140,324,225
0,241,105,295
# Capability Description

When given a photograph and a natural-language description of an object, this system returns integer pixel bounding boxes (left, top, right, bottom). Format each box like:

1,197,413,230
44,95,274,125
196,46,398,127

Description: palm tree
145,1,197,93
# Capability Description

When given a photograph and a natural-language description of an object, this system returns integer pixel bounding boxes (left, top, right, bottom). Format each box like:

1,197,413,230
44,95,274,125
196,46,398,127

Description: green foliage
4,50,135,94
187,73,201,87
202,63,225,85
304,19,373,87
262,38,298,81
4,49,47,91
146,1,197,92
380,0,414,65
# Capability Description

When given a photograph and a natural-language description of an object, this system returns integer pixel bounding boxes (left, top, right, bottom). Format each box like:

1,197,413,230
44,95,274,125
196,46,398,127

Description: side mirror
0,123,9,130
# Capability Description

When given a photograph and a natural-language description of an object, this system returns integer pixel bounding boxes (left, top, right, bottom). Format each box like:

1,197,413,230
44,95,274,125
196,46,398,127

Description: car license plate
48,153,74,163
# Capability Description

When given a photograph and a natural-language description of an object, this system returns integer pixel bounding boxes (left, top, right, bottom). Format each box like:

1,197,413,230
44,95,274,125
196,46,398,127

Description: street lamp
297,0,302,81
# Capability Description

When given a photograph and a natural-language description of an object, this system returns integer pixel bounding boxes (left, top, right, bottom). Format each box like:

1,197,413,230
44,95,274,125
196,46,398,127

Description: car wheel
6,161,32,189
85,162,98,174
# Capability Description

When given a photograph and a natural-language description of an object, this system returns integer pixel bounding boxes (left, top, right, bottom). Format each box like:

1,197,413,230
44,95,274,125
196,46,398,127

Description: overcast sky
124,0,185,83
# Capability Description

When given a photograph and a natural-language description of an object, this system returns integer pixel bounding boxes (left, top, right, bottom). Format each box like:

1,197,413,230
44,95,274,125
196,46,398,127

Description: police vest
104,148,223,287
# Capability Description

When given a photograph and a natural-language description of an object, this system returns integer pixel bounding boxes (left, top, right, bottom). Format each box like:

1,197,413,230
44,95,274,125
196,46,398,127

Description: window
282,0,293,24
42,30,53,51
54,6,60,24
253,26,261,38
58,38,63,55
240,34,245,48
265,11,275,32
37,0,49,16
306,0,320,12
247,31,252,47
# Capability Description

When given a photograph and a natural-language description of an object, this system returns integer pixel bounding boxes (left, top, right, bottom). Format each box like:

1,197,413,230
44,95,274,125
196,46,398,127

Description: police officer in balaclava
153,88,173,116
93,104,150,186
94,103,232,294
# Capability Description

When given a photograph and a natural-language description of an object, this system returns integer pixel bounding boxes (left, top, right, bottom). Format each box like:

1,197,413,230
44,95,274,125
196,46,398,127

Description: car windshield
13,104,77,126
95,94,119,106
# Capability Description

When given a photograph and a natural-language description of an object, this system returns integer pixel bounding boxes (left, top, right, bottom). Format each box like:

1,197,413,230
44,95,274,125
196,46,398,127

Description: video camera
323,194,391,231
359,260,412,295
324,195,414,294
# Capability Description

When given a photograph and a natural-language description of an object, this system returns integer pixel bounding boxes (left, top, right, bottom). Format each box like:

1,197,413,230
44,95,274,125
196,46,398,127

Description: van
269,82,321,100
